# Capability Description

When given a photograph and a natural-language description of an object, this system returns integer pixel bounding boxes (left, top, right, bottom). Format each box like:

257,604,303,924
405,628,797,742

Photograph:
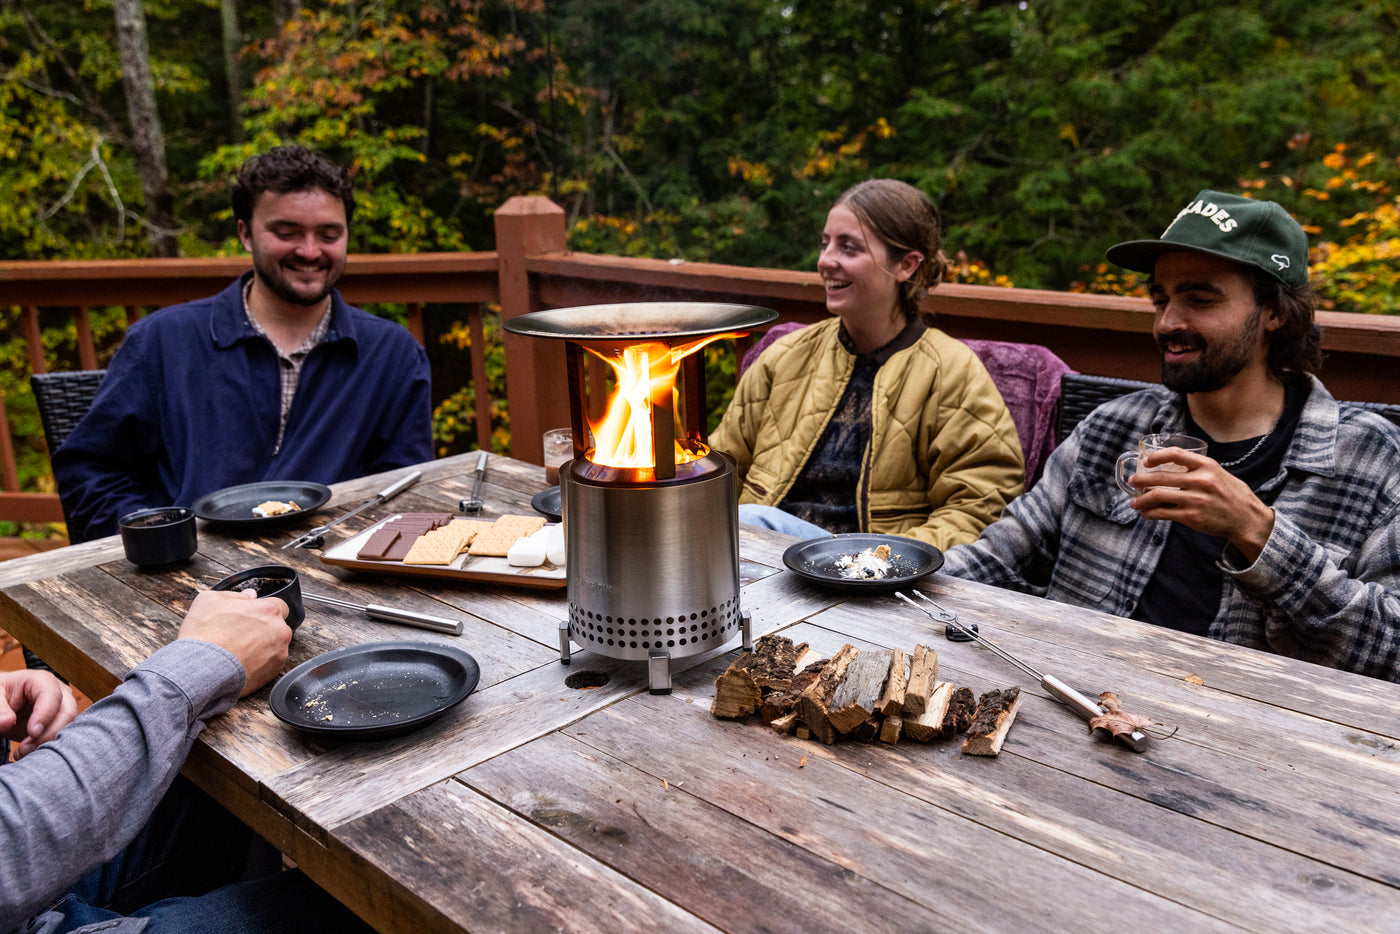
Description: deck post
494,196,568,464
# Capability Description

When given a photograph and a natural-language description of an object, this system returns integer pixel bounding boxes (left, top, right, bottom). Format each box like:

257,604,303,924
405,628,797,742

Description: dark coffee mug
210,564,305,630
118,507,198,569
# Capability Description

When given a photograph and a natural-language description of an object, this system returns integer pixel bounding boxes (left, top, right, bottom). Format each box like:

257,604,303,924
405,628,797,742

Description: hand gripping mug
1115,433,1208,494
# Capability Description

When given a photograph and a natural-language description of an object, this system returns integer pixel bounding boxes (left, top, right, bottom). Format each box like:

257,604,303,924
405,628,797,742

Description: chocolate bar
356,528,401,560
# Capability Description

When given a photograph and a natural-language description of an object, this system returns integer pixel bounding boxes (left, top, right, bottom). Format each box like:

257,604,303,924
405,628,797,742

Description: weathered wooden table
3,452,1398,933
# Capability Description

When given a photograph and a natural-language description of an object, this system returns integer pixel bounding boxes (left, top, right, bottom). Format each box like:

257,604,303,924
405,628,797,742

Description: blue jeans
40,778,370,934
737,504,832,539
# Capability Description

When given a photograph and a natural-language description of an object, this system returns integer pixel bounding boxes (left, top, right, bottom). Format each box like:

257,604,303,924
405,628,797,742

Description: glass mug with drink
543,428,573,486
1115,433,1208,494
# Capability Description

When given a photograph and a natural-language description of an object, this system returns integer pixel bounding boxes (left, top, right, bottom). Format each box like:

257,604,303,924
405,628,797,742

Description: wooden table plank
814,591,1400,798
459,730,964,934
543,685,1235,931
262,638,738,836
919,573,1400,738
662,637,1400,932
734,619,1400,896
329,780,722,934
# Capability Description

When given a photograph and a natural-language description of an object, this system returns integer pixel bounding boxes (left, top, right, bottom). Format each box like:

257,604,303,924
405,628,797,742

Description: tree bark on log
962,688,1022,756
794,644,859,744
827,649,891,735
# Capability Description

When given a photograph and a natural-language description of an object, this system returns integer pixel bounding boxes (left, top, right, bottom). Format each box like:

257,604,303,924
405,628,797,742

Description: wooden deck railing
5,194,1400,527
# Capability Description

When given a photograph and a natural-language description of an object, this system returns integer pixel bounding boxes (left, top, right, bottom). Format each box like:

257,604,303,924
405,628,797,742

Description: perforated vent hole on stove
571,602,738,649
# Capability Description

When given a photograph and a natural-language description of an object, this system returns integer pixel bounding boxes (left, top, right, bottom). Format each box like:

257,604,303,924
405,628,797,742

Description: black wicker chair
31,369,107,455
26,369,106,676
1056,371,1400,443
1056,373,1156,444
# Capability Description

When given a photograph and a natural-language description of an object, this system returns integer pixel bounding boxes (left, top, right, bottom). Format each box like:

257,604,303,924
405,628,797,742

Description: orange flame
586,333,740,468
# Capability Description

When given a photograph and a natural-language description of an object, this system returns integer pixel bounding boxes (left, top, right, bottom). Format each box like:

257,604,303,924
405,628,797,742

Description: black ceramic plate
192,480,332,527
782,533,944,593
270,641,480,740
531,485,562,523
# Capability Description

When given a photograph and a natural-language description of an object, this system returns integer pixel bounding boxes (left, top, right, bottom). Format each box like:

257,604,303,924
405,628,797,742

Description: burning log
961,688,1022,757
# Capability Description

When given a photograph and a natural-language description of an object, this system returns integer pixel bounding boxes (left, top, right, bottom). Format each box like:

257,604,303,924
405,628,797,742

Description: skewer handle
1042,675,1150,753
375,470,421,502
364,603,463,636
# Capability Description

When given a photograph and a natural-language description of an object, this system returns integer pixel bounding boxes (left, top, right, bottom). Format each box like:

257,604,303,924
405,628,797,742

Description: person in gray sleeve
1,589,372,933
941,190,1400,682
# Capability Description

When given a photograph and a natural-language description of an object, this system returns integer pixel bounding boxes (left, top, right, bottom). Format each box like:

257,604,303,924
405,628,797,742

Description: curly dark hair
231,145,355,228
1247,266,1323,376
833,179,950,320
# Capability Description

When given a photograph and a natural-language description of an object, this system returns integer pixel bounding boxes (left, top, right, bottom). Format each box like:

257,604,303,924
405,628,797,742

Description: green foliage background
5,0,1400,534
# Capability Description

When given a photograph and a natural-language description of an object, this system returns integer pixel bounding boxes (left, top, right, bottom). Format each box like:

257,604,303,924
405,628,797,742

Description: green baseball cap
1106,190,1309,288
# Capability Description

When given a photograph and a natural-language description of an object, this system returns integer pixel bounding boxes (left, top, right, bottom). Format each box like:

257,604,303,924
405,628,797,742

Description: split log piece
710,667,760,719
744,634,813,691
826,649,893,735
770,712,799,734
794,644,860,744
879,715,903,744
940,686,977,739
902,644,939,716
760,658,831,723
711,633,809,719
961,687,1023,757
903,681,955,743
878,648,908,716
849,717,882,743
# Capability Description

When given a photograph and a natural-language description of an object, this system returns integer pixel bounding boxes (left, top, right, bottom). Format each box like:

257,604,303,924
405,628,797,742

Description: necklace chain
1216,426,1273,469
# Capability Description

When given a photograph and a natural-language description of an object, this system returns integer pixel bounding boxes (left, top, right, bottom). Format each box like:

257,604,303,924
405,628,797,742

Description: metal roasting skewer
283,470,422,550
459,450,488,514
894,591,1150,753
303,592,463,635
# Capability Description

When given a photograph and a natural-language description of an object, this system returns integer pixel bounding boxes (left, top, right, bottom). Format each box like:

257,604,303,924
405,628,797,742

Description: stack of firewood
711,634,1022,756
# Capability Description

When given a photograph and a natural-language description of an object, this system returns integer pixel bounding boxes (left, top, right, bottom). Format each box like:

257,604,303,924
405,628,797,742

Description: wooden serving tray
319,515,567,590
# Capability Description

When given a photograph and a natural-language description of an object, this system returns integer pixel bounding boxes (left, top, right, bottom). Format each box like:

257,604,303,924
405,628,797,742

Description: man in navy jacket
53,146,433,542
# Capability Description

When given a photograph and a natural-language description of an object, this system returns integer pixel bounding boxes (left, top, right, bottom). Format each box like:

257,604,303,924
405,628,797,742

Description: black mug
210,564,305,629
118,507,198,569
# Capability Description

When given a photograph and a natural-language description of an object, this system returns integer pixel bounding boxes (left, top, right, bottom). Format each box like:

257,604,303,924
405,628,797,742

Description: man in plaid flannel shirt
942,191,1400,681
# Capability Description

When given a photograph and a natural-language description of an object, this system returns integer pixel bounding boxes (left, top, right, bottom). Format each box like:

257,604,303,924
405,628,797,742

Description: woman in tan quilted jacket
708,179,1025,551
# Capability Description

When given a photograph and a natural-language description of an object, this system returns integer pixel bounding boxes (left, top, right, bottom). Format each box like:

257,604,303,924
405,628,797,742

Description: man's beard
1159,308,1265,394
252,252,345,307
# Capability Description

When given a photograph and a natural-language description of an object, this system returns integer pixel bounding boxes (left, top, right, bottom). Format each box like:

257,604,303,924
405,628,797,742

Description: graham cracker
467,514,547,556
402,532,462,565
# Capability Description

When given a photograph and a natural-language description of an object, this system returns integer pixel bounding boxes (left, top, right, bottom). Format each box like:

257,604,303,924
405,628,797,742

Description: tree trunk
111,0,177,257
220,0,244,141
274,0,302,33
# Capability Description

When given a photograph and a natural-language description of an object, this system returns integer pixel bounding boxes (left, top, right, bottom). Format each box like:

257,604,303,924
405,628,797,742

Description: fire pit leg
741,610,752,652
559,620,572,665
647,650,672,695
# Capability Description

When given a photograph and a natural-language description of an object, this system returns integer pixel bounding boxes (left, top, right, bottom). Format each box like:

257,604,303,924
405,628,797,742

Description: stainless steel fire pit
503,302,777,692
